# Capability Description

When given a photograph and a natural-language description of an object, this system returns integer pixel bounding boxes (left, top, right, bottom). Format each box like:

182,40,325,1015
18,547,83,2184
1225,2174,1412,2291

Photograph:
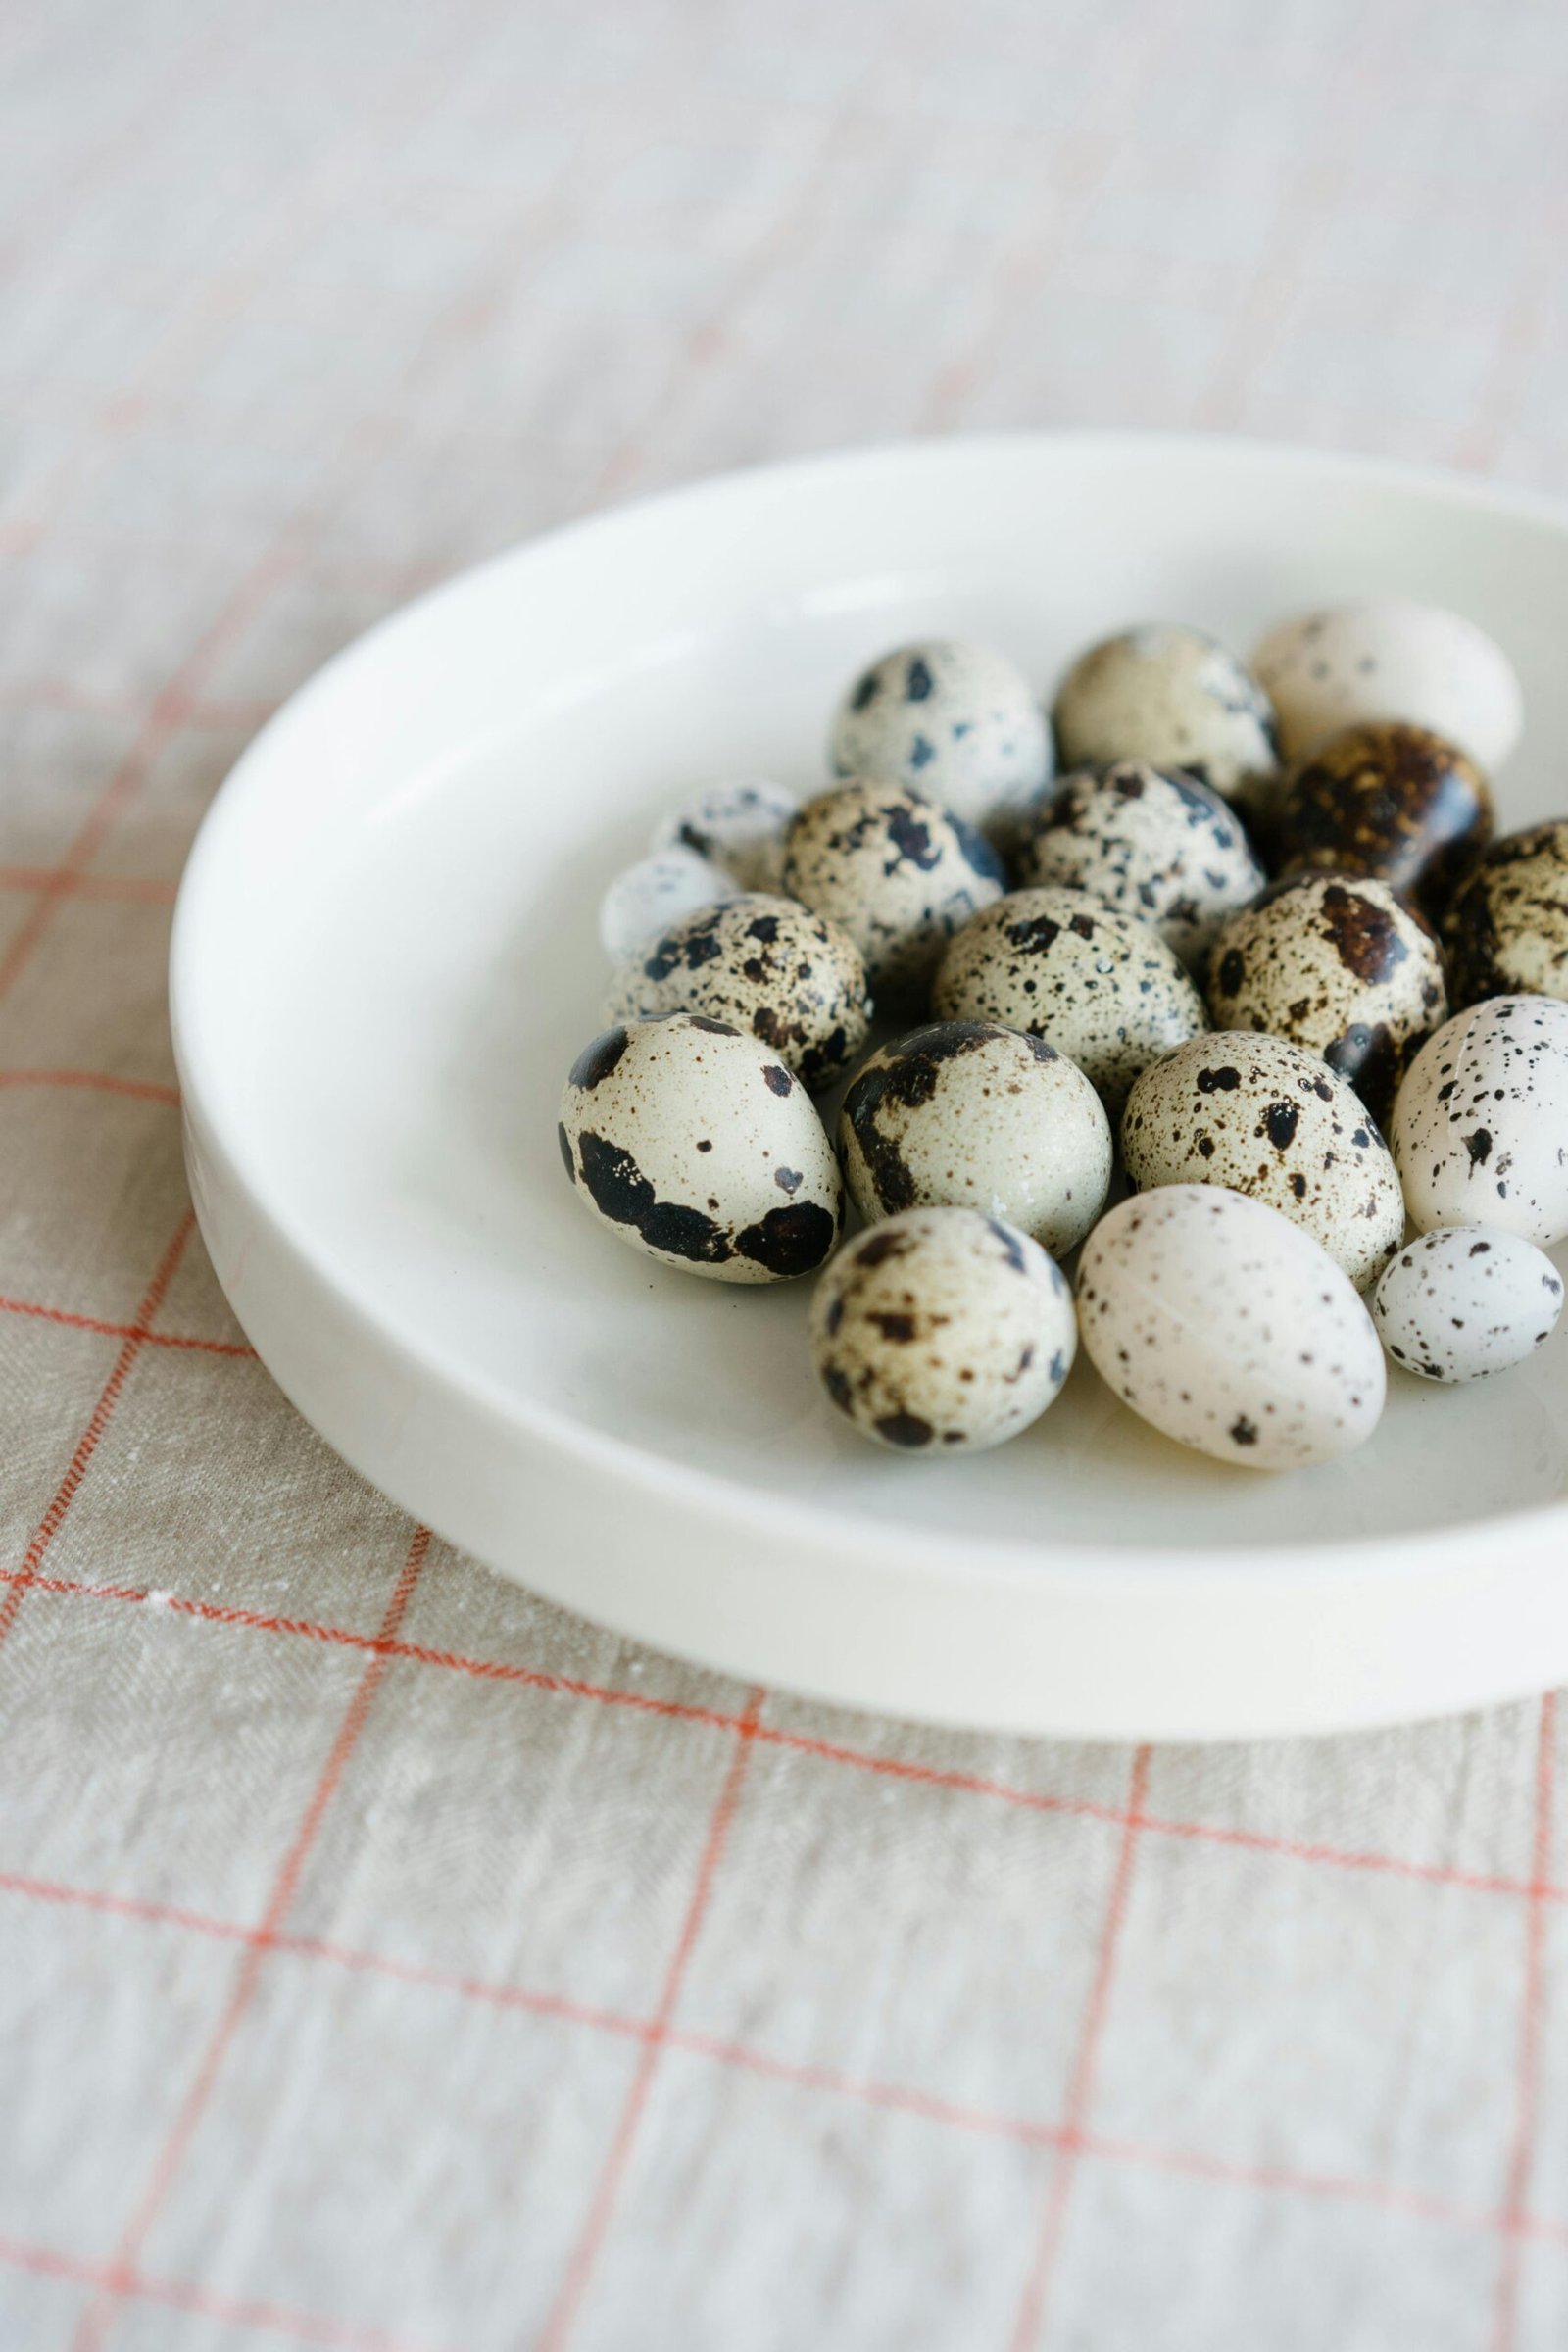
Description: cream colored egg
1390,996,1568,1248
1252,599,1522,768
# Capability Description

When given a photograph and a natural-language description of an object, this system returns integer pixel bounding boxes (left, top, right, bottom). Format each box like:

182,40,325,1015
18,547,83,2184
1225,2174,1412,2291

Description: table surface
6,2,1568,2347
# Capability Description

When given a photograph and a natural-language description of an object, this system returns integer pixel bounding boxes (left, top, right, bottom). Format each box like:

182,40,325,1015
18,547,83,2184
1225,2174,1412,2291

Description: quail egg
1275,720,1494,917
782,778,1005,996
1372,1226,1563,1384
1077,1187,1386,1469
559,1011,842,1282
809,1205,1076,1452
650,778,800,892
1120,1031,1405,1289
1204,873,1447,1123
599,846,739,962
1390,995,1568,1249
837,1019,1111,1257
605,894,871,1091
1052,622,1279,809
1252,599,1522,770
1446,819,1568,1007
829,638,1052,842
932,885,1207,1114
1014,760,1266,967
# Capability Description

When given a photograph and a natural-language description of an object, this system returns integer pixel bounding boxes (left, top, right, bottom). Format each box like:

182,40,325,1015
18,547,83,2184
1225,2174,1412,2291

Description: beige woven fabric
5,1,1568,2346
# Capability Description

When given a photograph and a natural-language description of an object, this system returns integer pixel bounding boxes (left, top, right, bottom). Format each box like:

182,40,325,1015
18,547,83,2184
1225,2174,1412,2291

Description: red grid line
1493,1691,1559,2352
0,1292,254,1356
538,1686,767,2351
0,865,178,906
70,1525,433,2352
1010,1746,1152,2352
0,1556,1561,1912
0,1068,179,1104
0,1210,194,1651
0,2234,434,2352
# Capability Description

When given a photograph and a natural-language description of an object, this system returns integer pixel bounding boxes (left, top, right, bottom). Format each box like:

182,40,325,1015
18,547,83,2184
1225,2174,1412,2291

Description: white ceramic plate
172,433,1568,1741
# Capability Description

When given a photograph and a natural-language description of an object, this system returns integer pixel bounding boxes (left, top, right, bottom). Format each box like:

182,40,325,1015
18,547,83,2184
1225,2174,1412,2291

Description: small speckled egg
598,846,738,962
1275,720,1494,917
1204,873,1447,1124
1051,623,1279,807
604,894,871,1091
649,778,800,892
1252,600,1523,770
809,1205,1076,1452
1120,1031,1404,1289
559,1011,842,1283
1446,820,1568,1008
1014,760,1266,967
1390,996,1568,1249
931,886,1207,1114
782,778,1005,996
1372,1226,1563,1384
1077,1187,1386,1469
828,638,1052,842
837,1019,1111,1257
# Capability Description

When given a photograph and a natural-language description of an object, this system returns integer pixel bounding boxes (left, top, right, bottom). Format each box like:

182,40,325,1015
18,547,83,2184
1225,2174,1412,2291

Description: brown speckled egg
1052,623,1280,808
559,1011,842,1283
931,885,1207,1114
1204,873,1447,1123
650,778,800,891
1078,1188,1386,1469
828,638,1052,842
605,894,871,1091
1445,819,1568,1008
1390,996,1568,1248
1120,1031,1405,1289
837,1019,1111,1257
1013,760,1266,967
1274,720,1493,916
809,1205,1076,1451
782,778,1004,996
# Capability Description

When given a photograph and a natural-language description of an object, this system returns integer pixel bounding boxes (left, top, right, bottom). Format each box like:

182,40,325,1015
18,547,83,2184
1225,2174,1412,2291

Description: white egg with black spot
604,893,871,1091
1373,1226,1563,1384
1052,623,1279,806
809,1206,1077,1453
1120,1031,1405,1290
1252,599,1522,769
782,778,1005,995
559,1011,842,1284
598,846,738,961
1390,996,1568,1248
829,638,1051,840
1014,760,1266,967
932,885,1207,1114
837,1019,1111,1257
1077,1187,1386,1469
650,778,800,892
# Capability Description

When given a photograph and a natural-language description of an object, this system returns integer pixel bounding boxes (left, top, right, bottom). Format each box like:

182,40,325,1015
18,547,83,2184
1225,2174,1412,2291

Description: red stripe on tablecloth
0,1068,179,1103
1492,1691,1558,2352
0,1291,253,1354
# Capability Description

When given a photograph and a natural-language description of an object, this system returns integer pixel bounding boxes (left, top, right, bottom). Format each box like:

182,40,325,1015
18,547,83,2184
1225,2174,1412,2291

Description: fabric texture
4,1,1568,2346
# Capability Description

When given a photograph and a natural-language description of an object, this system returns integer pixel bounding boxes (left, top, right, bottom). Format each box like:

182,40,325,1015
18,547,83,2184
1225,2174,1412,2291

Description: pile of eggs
560,600,1568,1473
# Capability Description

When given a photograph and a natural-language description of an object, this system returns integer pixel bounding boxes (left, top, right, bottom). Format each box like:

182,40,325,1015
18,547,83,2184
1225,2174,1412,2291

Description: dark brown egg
1445,819,1568,1008
1274,720,1493,915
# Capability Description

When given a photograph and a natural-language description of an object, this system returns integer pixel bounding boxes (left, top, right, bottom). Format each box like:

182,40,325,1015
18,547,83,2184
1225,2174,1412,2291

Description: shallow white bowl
172,433,1568,1741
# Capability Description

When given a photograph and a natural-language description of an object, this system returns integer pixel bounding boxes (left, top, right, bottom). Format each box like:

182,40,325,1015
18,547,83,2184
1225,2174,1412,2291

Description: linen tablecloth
5,1,1568,2345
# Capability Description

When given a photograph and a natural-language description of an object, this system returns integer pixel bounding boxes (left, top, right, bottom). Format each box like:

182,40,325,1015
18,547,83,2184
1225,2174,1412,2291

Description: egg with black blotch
649,778,799,892
782,778,1005,996
828,638,1051,843
1372,1225,1563,1384
599,846,738,961
1390,995,1568,1249
1445,819,1568,1008
1274,720,1493,917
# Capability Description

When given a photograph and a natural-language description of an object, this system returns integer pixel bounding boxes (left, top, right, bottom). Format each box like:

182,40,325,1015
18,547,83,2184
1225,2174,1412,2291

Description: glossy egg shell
829,638,1051,841
782,778,1005,996
1390,996,1568,1248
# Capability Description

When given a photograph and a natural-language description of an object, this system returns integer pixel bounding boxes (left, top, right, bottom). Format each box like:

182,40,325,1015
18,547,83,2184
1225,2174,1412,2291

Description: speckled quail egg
1372,1226,1563,1384
1446,820,1568,1008
809,1205,1076,1452
649,778,800,892
1014,760,1266,967
559,1011,842,1283
837,1019,1111,1257
932,886,1207,1114
1077,1187,1386,1469
1390,996,1568,1248
1252,600,1523,770
829,638,1052,842
782,778,1005,996
598,846,739,961
1052,623,1280,809
1120,1031,1404,1290
604,894,871,1092
1275,720,1494,917
1204,873,1447,1124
